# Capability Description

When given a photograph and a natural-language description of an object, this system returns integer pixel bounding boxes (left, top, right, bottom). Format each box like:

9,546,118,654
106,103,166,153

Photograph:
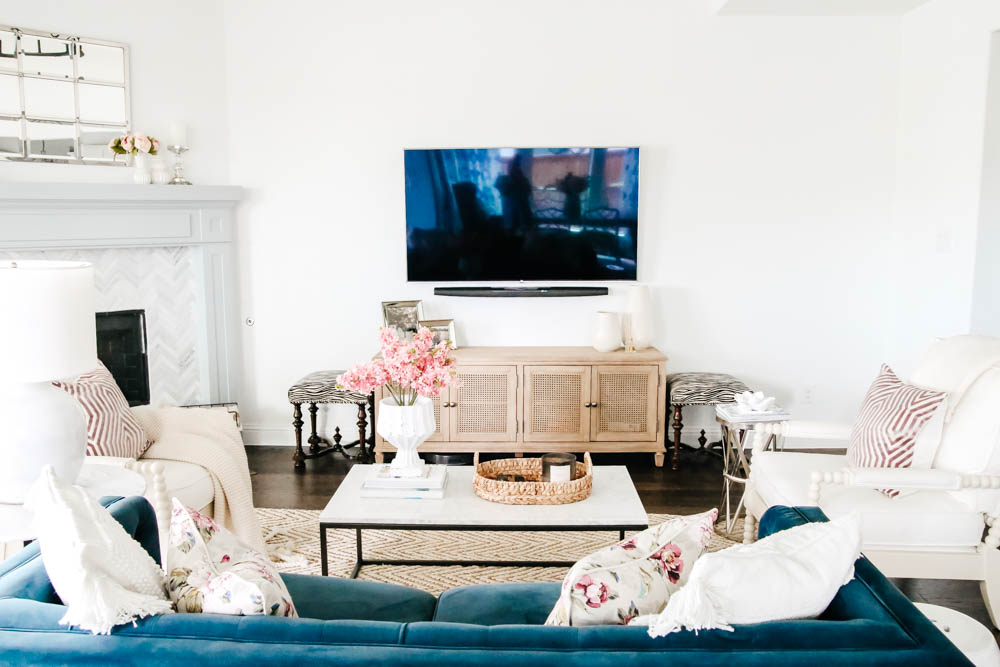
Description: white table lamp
0,260,97,504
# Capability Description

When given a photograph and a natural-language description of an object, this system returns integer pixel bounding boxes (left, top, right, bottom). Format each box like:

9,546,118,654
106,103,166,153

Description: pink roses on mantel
338,327,460,406
108,132,161,159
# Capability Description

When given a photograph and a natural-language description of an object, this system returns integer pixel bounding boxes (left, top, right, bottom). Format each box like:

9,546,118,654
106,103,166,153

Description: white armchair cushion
935,365,1000,475
929,365,1000,516
750,452,985,550
910,335,1000,394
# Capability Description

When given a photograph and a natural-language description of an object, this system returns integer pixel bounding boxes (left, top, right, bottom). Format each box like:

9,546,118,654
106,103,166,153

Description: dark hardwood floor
247,445,996,635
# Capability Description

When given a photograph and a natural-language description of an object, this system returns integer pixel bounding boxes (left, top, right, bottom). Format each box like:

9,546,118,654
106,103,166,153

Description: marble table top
319,465,648,528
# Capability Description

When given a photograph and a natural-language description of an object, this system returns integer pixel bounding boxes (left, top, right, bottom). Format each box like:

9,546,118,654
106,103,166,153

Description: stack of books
716,403,791,424
360,465,448,499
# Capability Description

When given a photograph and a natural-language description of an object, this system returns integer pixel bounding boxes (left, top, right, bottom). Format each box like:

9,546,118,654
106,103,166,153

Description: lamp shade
0,260,98,383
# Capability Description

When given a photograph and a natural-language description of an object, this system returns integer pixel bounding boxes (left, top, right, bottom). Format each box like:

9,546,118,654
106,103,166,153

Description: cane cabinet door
590,365,659,441
448,365,518,442
523,365,591,442
426,392,448,442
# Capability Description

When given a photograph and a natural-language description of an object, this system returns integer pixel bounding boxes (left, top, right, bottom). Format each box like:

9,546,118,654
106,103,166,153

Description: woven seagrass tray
472,452,593,505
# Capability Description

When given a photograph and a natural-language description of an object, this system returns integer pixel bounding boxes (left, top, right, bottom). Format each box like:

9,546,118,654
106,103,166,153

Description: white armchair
744,335,1000,627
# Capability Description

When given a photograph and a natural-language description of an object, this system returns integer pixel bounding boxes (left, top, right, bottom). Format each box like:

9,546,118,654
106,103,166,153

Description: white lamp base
0,382,87,504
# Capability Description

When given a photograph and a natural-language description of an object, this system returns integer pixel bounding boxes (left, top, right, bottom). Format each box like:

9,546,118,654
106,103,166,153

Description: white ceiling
712,0,932,16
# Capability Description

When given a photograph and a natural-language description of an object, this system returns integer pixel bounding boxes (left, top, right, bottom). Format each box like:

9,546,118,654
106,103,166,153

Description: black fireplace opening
96,309,150,407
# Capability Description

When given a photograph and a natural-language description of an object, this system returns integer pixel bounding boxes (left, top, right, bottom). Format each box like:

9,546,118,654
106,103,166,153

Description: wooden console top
449,346,667,364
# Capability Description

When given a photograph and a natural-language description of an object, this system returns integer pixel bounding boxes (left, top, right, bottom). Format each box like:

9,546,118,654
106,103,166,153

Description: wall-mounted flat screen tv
404,147,639,282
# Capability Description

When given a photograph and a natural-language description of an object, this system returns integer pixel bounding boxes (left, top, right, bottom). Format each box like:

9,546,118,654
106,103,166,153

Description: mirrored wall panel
0,25,130,164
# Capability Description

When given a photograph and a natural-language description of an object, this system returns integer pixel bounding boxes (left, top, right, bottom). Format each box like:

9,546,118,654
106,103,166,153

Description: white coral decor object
376,395,436,477
734,391,776,413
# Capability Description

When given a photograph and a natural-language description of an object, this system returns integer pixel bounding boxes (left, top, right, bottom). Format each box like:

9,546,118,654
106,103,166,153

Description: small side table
715,410,787,535
914,603,1000,666
288,370,375,470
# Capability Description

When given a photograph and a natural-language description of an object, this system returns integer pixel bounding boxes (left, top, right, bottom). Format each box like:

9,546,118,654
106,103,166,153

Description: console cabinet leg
654,452,665,468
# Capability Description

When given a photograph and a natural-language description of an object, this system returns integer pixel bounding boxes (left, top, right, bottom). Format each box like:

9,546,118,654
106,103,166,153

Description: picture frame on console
381,300,423,334
420,319,457,348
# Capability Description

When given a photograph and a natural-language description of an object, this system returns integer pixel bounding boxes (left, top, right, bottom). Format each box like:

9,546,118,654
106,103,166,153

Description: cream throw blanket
132,406,266,553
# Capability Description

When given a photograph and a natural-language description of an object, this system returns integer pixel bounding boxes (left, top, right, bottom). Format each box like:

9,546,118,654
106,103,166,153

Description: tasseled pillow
26,466,172,635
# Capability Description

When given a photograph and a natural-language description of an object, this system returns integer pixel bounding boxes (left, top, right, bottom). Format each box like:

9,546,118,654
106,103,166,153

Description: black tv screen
404,147,639,281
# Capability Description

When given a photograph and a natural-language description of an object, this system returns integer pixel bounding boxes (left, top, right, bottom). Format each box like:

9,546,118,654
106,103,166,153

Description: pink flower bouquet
337,327,460,406
109,132,161,159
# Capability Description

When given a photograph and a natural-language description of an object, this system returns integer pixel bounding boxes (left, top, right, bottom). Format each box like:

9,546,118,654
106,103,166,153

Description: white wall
9,1,995,450
971,31,1000,336
890,0,1000,370
0,1,230,185
221,0,902,444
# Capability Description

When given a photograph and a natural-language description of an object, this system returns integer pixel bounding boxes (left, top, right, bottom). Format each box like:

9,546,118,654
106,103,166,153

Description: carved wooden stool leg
357,403,369,464
308,403,321,453
698,429,707,450
671,405,683,471
366,392,376,462
292,403,305,470
332,426,342,450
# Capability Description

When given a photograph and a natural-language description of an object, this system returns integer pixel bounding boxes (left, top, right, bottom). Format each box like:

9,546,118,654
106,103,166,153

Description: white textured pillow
26,466,172,635
545,509,717,626
168,499,297,617
636,514,860,636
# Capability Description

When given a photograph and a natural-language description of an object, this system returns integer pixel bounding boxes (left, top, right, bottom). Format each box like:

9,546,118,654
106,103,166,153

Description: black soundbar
433,286,609,297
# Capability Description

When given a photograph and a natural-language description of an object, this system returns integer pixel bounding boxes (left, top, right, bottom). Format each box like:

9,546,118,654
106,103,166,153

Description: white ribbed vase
628,284,654,350
376,395,436,478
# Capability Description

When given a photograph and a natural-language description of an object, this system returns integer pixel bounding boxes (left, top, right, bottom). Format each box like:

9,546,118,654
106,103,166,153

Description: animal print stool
666,372,750,471
288,370,375,469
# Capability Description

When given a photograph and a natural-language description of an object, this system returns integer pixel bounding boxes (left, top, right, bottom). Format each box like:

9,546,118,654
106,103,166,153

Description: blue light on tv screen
404,147,639,281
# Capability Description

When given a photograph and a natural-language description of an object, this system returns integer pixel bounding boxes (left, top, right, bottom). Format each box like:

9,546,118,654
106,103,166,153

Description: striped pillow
53,362,150,459
847,364,947,497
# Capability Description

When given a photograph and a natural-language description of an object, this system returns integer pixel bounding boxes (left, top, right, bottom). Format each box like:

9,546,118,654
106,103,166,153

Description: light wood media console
373,346,669,467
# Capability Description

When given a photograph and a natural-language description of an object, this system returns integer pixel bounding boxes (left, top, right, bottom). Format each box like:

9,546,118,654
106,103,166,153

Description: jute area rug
259,508,742,596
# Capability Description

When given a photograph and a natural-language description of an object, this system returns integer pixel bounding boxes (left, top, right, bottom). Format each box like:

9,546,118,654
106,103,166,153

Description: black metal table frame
319,522,650,578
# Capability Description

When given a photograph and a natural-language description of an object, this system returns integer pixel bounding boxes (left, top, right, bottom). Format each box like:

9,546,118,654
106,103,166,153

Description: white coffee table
318,464,649,577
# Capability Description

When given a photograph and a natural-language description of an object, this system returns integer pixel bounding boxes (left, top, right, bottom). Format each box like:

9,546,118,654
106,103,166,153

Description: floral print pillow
167,499,297,617
545,509,717,626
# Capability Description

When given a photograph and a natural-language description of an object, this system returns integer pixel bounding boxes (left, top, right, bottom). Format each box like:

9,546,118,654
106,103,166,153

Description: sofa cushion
282,573,436,623
642,514,861,636
53,361,150,459
847,364,947,497
152,459,214,511
27,468,171,635
545,510,717,626
167,500,296,617
434,582,560,625
751,452,985,549
0,496,160,606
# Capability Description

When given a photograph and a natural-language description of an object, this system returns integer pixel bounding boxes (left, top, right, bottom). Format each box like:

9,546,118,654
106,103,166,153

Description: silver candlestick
167,145,192,185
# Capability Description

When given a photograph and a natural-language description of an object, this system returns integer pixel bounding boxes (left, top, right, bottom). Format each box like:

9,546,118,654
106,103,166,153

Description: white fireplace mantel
0,182,244,406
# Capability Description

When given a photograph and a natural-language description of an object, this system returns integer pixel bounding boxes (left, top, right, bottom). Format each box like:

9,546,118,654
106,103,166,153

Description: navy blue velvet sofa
0,496,969,666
